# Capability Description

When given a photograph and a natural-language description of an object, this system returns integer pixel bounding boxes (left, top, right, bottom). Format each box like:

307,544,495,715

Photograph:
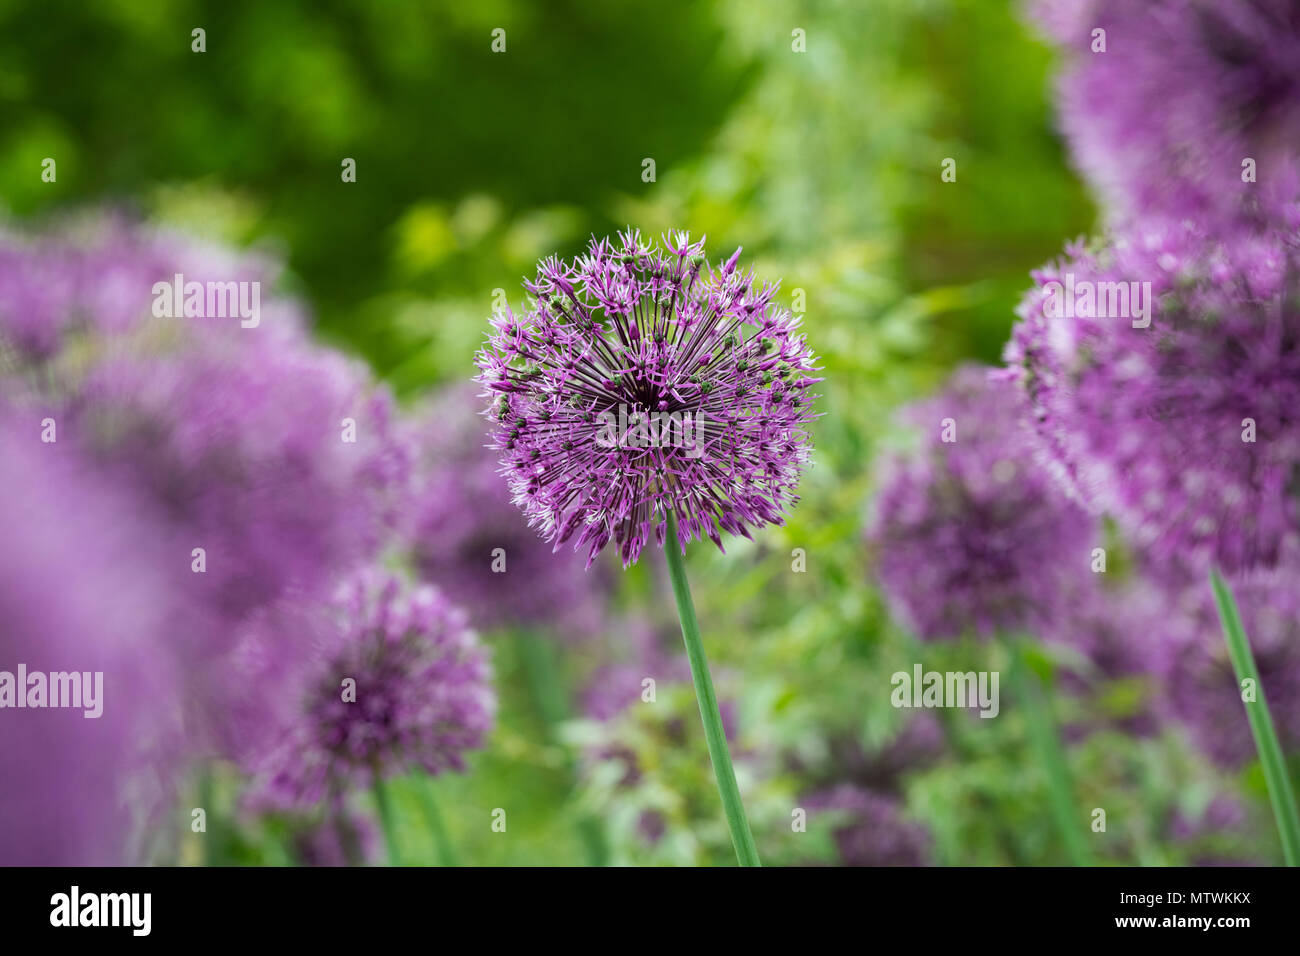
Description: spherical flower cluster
1006,220,1300,573
238,571,495,808
802,785,930,866
1031,0,1300,229
0,211,305,360
68,324,411,627
1163,564,1300,769
406,383,607,639
0,214,412,643
475,229,821,567
867,365,1097,641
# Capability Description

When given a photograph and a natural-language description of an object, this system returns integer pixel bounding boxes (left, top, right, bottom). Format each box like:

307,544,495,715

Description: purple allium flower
237,571,495,809
803,785,930,866
66,324,411,629
867,365,1097,641
1163,564,1300,769
0,214,412,639
0,406,181,865
406,383,608,638
1006,220,1300,573
0,211,306,361
1031,0,1300,229
475,229,821,567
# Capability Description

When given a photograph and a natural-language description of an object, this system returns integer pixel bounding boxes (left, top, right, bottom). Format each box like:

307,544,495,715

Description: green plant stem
662,510,761,867
371,771,401,866
1002,635,1092,866
415,774,460,867
1210,568,1300,866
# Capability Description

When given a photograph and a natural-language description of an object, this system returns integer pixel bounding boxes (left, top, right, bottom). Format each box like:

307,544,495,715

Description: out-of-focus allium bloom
1006,220,1300,573
0,214,411,635
67,323,411,628
407,383,606,638
867,365,1096,641
239,572,495,808
0,211,304,361
1164,565,1300,769
1031,0,1300,229
0,408,180,864
803,786,930,866
475,229,821,567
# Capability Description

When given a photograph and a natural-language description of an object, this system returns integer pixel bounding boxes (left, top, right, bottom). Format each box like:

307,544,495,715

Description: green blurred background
3,0,1272,865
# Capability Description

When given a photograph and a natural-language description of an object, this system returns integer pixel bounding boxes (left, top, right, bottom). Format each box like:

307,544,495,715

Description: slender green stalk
416,774,460,867
1002,635,1093,866
662,510,760,867
1210,568,1300,866
371,771,402,866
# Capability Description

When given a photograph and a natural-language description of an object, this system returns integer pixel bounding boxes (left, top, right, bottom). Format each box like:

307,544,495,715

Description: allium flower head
867,366,1096,641
1006,220,1300,572
237,571,495,808
0,213,412,636
475,229,821,567
1031,0,1300,229
0,211,305,361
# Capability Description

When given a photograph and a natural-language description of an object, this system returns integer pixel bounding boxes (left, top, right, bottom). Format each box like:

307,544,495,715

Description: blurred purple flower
803,785,930,866
406,383,607,639
475,229,821,567
0,211,305,360
68,325,411,629
0,405,181,864
1,214,413,646
1031,0,1300,230
237,571,495,809
1163,563,1300,769
1006,220,1300,574
867,365,1097,641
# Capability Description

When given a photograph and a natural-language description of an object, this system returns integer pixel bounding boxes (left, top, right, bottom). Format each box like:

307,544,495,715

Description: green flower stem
1210,568,1300,866
371,771,402,866
416,774,459,867
1002,635,1092,866
662,510,761,867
